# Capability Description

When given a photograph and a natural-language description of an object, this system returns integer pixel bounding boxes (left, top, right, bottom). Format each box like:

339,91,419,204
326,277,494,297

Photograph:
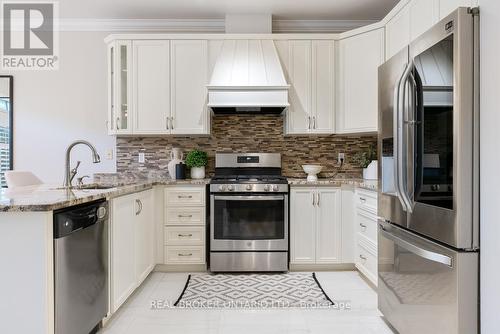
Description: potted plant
352,145,378,180
185,150,208,179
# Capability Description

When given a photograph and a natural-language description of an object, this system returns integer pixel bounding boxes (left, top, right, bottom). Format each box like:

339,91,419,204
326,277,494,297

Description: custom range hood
207,39,290,114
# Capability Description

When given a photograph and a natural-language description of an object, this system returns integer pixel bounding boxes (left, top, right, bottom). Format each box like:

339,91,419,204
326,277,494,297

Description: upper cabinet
170,40,209,135
336,28,384,134
133,40,170,134
385,5,410,60
439,0,474,19
409,0,440,41
108,41,133,134
276,40,335,135
107,39,210,136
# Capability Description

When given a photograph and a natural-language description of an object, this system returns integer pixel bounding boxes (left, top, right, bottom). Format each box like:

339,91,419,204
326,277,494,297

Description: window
0,76,13,188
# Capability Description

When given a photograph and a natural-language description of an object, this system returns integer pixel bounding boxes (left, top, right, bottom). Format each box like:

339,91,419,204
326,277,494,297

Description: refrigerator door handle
397,61,415,213
393,62,409,212
379,223,453,267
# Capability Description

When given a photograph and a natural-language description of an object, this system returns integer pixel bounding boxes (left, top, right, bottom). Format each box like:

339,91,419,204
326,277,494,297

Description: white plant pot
190,166,205,179
363,160,378,180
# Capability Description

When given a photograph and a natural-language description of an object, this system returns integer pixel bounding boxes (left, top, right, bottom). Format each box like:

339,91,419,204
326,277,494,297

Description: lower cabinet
290,187,341,265
164,185,206,265
354,188,378,285
110,189,155,312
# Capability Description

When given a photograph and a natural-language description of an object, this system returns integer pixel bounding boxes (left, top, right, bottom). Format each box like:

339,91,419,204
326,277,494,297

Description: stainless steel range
209,153,289,272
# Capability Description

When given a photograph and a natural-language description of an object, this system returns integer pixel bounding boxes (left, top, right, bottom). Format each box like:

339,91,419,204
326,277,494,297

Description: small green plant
352,145,377,169
185,150,208,168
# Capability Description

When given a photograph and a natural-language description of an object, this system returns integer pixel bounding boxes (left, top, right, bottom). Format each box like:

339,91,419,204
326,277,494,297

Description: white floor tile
99,270,395,334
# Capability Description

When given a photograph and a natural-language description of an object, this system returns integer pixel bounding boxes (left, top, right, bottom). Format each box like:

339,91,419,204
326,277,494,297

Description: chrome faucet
63,140,101,188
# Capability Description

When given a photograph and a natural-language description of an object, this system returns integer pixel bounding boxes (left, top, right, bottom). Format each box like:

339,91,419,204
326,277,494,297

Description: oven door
210,194,288,251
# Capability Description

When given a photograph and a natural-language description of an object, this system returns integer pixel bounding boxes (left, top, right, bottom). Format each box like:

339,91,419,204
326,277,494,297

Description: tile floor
99,271,395,334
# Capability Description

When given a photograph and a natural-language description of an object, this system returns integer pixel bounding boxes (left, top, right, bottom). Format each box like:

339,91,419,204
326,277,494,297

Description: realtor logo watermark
1,1,59,70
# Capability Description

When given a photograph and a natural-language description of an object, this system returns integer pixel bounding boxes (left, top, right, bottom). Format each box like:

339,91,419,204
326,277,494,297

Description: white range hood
207,39,290,113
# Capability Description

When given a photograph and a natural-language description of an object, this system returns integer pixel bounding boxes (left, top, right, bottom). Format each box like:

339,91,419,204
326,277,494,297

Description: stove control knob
272,185,279,192
218,185,226,192
227,185,234,191
264,184,271,192
246,184,253,191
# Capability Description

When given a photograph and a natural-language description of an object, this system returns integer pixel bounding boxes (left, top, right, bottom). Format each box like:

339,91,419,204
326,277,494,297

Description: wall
2,31,117,184
478,0,500,333
116,115,377,178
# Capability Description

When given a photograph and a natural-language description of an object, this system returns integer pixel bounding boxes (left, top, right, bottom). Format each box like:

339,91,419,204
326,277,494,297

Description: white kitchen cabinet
111,189,155,312
108,40,132,135
290,188,316,263
409,0,440,41
386,5,410,60
290,187,341,265
163,185,206,265
134,189,155,284
439,0,473,19
110,193,137,311
315,188,342,263
336,28,384,133
170,40,210,135
276,40,335,135
311,40,335,134
132,40,170,134
354,188,378,286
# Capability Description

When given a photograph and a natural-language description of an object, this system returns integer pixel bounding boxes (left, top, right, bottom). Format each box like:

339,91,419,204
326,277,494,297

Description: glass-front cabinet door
108,41,132,135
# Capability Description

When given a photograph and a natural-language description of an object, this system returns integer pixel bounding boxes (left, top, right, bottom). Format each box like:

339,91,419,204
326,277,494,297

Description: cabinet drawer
356,210,378,245
165,207,205,225
165,246,205,264
356,242,377,285
165,187,205,206
164,226,205,245
355,189,377,215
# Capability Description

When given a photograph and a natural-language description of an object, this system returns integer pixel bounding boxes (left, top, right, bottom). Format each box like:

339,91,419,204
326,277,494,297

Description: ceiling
59,0,399,20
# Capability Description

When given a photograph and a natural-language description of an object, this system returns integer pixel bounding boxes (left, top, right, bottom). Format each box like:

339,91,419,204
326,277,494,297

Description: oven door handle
213,195,285,201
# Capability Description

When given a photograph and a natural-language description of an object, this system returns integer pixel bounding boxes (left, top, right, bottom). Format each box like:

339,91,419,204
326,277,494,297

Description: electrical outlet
138,152,145,164
338,153,345,164
105,149,113,160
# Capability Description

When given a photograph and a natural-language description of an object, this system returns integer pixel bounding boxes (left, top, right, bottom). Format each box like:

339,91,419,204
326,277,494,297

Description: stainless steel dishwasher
54,199,108,334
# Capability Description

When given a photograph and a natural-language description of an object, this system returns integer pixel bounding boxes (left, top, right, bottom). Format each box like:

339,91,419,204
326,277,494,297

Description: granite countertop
0,178,211,213
0,176,377,213
287,178,378,191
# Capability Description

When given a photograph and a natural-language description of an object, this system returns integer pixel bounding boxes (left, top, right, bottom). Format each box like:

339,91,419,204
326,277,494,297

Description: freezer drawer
377,221,478,334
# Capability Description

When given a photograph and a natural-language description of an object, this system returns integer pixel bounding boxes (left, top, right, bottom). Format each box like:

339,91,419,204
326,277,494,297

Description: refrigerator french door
377,7,479,334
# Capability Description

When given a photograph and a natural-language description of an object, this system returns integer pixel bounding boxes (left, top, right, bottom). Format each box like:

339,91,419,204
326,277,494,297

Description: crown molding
272,19,377,33
59,18,376,33
59,18,225,32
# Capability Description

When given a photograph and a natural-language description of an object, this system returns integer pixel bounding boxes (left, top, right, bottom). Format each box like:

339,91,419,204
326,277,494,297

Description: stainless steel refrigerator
377,7,479,334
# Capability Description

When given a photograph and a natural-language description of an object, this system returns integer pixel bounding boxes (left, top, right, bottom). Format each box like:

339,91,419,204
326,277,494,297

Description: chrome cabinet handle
178,253,193,257
116,117,120,130
135,199,142,215
359,223,367,229
317,192,320,207
312,116,316,129
178,214,193,218
178,195,193,199
166,116,170,129
306,116,311,130
170,117,174,130
359,254,367,260
178,234,193,237
312,192,316,206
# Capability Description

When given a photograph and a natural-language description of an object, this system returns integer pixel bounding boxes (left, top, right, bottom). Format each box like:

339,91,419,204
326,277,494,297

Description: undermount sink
76,184,115,190
54,184,115,190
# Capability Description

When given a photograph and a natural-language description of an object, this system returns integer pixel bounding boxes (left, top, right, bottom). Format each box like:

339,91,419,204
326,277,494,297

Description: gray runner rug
173,272,334,309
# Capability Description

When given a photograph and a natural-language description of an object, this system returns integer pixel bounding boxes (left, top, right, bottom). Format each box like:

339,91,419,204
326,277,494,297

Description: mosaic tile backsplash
116,115,377,178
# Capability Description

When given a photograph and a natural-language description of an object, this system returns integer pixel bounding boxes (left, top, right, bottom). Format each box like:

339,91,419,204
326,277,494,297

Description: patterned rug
174,272,334,309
